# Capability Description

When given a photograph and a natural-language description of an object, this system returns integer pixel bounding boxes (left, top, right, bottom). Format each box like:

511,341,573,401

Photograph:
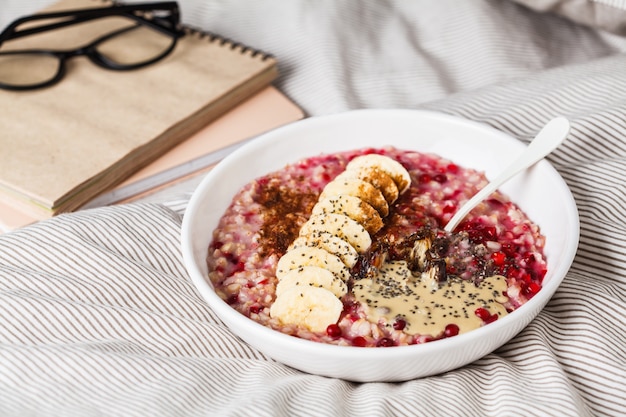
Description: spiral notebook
0,0,278,218
0,86,305,233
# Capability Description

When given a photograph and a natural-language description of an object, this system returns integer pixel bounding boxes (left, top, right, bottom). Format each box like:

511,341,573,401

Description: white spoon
444,116,571,233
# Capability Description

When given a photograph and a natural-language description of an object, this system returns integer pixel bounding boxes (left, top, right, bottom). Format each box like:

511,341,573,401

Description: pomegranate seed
433,174,447,183
485,314,499,324
501,243,517,256
233,262,246,273
486,198,504,208
326,324,342,338
226,294,239,305
475,307,491,321
419,174,432,183
442,202,456,214
393,318,406,331
444,324,460,337
523,253,536,265
352,336,367,347
522,282,541,297
447,163,459,174
491,251,506,266
249,305,262,314
483,226,497,241
377,338,395,347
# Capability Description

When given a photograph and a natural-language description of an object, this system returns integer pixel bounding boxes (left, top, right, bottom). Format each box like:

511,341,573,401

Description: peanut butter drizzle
353,261,509,337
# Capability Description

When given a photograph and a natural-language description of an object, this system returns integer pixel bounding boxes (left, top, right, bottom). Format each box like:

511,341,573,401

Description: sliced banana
300,213,372,254
346,154,411,194
276,266,348,298
270,286,343,333
335,167,399,205
320,177,389,217
289,232,359,268
270,153,414,332
311,194,384,235
276,245,350,281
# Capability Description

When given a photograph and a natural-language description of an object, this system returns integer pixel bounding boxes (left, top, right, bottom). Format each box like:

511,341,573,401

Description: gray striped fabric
1,1,626,416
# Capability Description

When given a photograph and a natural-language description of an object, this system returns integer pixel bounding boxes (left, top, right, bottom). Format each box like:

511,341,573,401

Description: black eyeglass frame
0,1,184,91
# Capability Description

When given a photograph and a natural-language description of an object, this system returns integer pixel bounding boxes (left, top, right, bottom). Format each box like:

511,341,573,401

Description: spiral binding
183,25,274,61
103,0,274,61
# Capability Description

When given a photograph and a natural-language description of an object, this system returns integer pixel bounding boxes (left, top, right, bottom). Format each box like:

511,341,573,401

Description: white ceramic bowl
181,109,579,382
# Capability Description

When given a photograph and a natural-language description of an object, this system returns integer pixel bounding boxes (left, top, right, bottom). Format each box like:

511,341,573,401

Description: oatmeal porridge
207,147,547,347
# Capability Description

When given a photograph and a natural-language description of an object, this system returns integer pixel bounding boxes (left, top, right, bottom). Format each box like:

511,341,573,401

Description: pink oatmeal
207,147,547,347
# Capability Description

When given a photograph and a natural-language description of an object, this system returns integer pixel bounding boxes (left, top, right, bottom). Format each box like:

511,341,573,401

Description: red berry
475,307,491,321
491,251,506,266
377,338,395,347
352,336,367,347
523,253,536,265
433,174,447,183
522,282,541,298
442,202,456,214
419,174,432,183
485,314,499,324
393,318,406,331
447,163,459,174
326,324,342,338
529,282,541,294
444,324,460,337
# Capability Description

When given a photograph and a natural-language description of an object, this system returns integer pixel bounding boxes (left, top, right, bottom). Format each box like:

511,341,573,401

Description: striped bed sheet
1,1,625,416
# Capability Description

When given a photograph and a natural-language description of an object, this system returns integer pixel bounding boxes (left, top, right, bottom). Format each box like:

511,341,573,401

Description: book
0,86,305,233
0,0,278,219
85,86,305,207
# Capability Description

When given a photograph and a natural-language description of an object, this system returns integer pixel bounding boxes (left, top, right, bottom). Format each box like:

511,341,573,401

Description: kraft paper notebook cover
0,86,304,233
0,0,278,218
86,86,305,207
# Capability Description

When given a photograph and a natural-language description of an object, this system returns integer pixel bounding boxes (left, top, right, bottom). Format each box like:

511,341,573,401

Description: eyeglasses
0,1,184,91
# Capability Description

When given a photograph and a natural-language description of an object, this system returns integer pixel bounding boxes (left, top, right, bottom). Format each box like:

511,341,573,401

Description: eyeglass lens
0,14,177,89
0,52,61,88
95,24,176,66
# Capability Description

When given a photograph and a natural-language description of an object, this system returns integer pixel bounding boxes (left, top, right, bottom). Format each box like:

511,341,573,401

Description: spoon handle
443,116,570,233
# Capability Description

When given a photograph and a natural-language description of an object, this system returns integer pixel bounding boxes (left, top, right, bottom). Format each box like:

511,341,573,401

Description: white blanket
1,1,625,416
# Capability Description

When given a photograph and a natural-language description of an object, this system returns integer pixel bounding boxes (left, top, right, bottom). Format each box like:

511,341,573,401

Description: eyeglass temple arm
0,2,181,45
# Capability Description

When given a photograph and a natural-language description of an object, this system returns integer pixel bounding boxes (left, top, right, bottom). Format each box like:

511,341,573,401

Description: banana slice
300,213,372,254
346,154,411,194
276,246,350,281
311,194,384,235
270,286,343,333
320,177,389,217
289,232,359,268
335,167,399,205
276,266,348,298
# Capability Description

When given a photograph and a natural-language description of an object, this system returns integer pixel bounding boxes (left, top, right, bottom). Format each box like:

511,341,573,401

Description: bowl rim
181,109,580,363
